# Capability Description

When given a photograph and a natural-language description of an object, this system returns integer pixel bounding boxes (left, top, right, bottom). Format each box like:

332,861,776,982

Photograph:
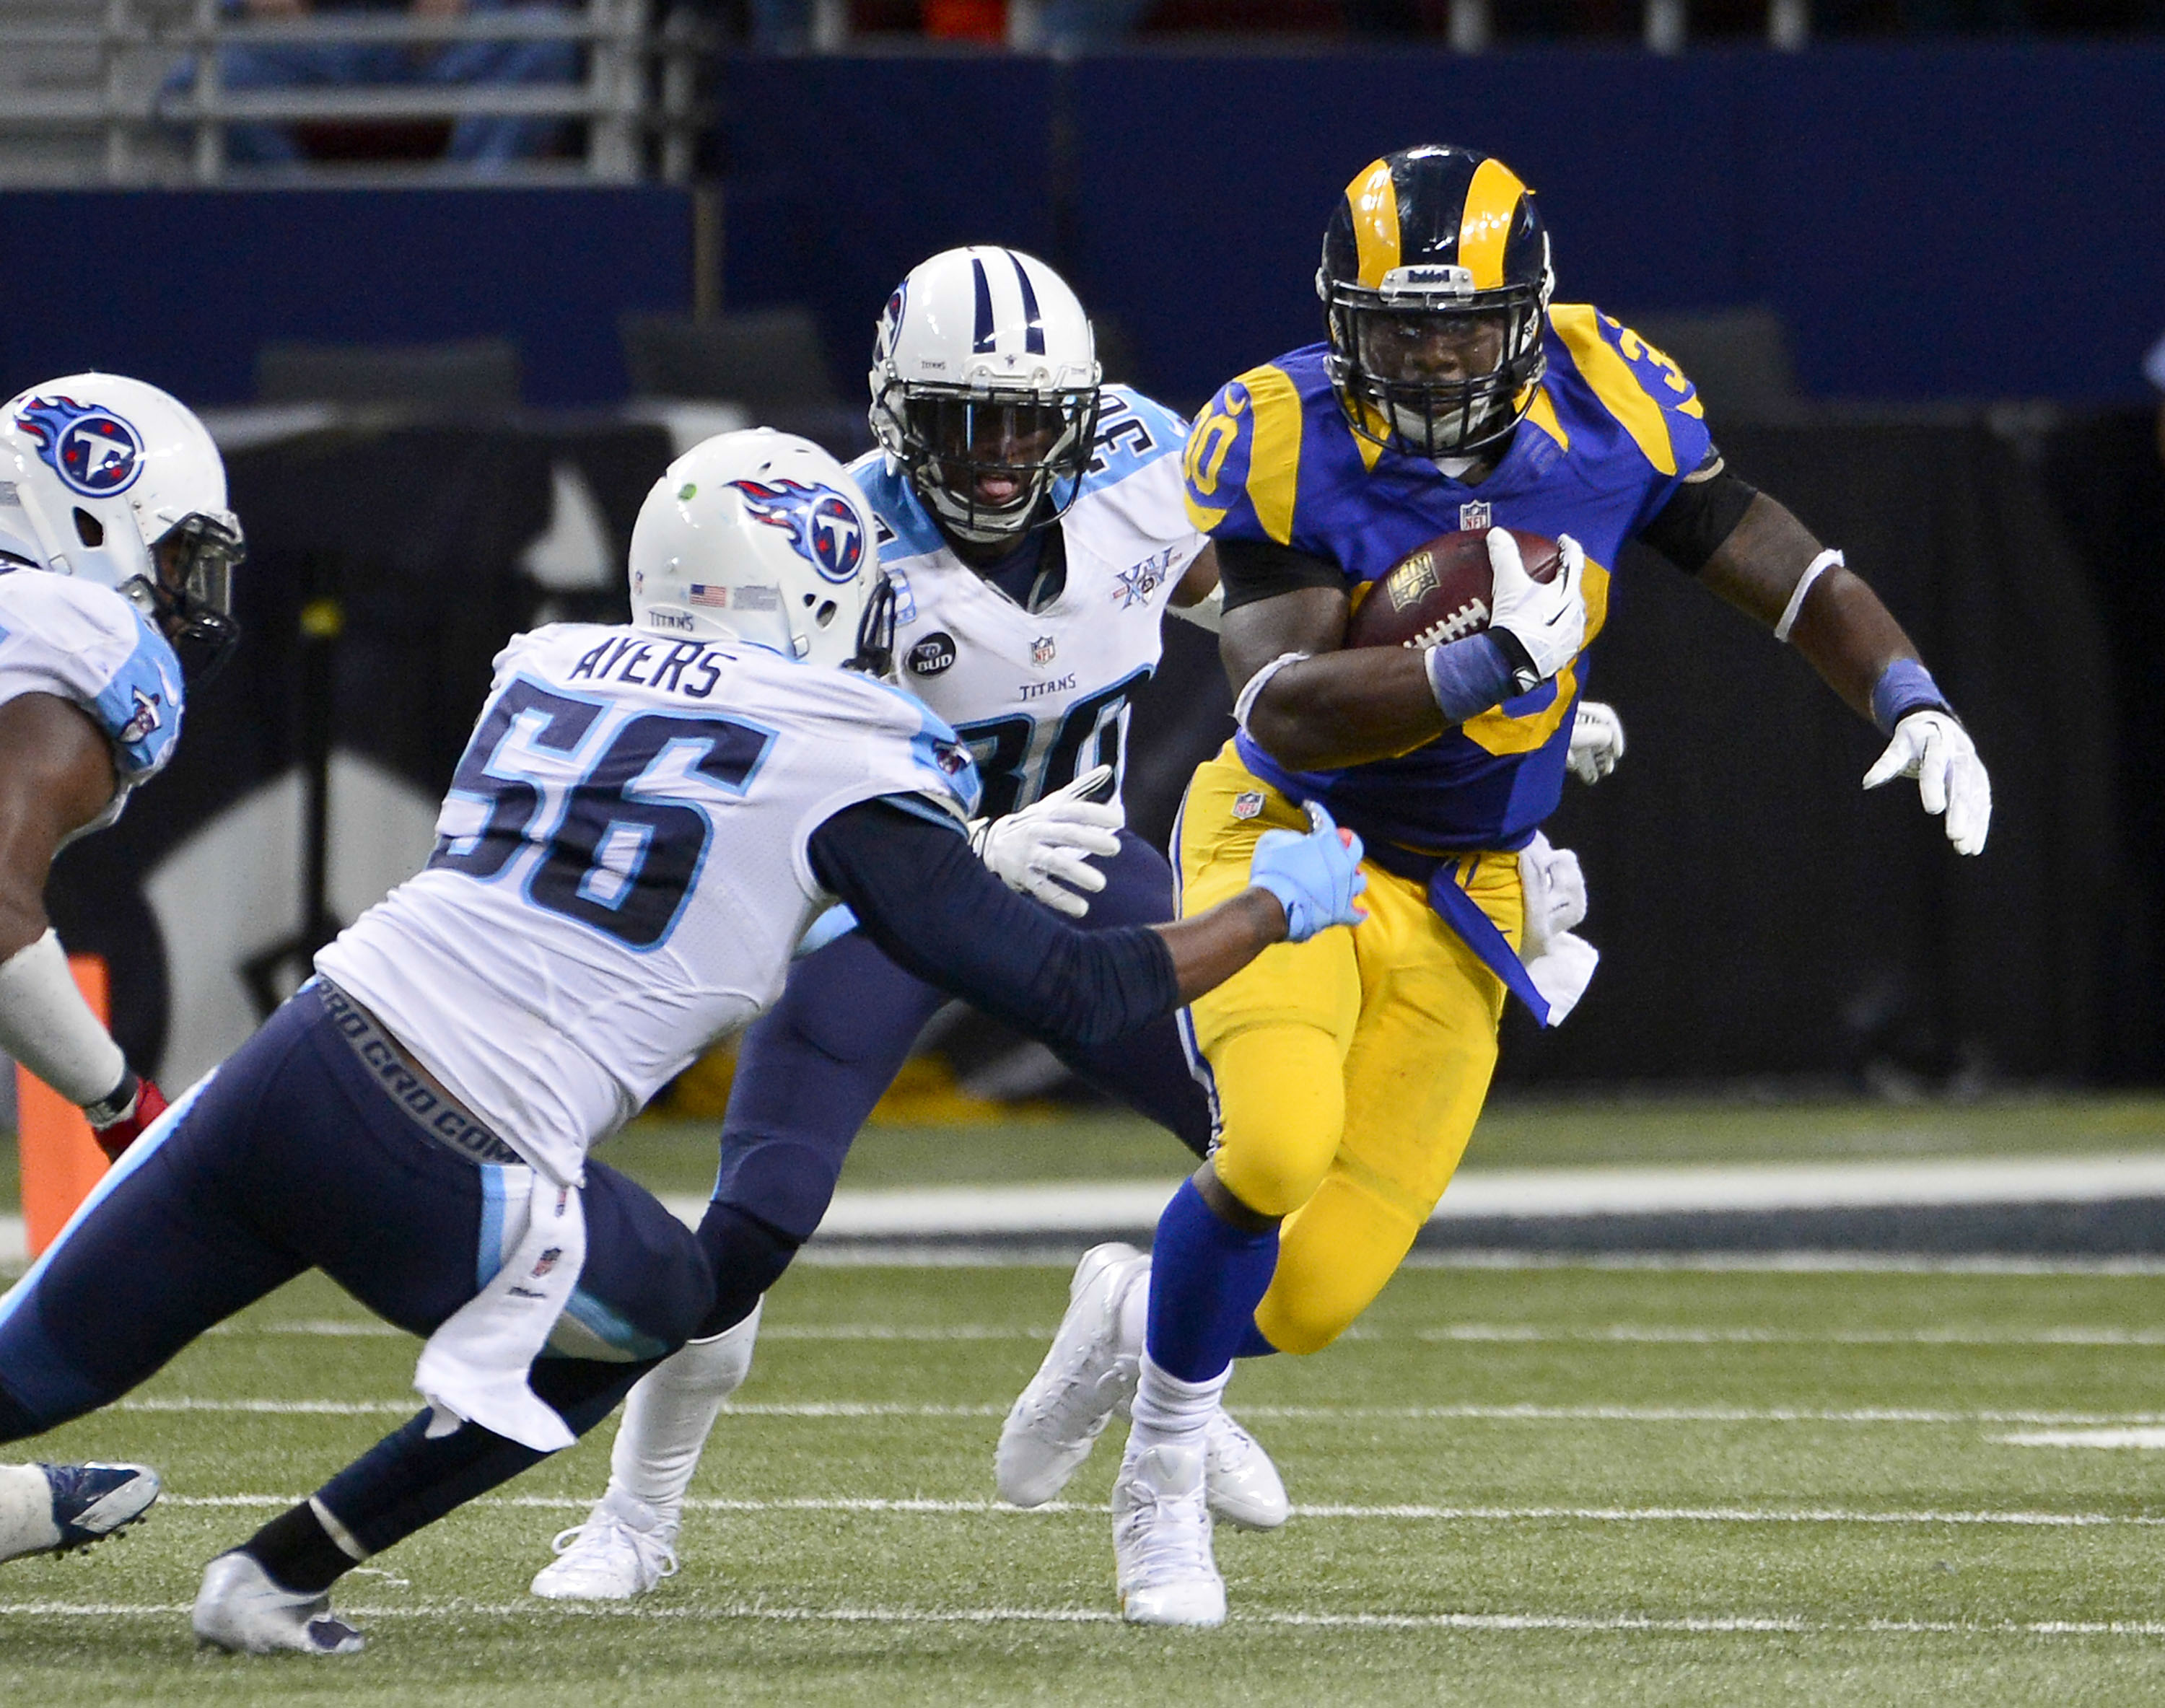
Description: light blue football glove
1248,801,1368,942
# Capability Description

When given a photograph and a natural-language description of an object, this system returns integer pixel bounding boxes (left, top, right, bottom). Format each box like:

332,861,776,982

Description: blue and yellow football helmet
1316,144,1554,460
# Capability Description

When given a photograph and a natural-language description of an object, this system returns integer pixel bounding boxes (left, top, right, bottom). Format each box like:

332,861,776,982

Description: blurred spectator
167,0,579,168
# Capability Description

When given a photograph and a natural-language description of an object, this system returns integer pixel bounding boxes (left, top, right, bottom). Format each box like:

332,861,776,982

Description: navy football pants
0,983,713,1559
698,828,1209,1333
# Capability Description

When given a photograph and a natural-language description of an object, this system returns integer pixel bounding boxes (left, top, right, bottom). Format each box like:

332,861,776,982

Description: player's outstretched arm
809,797,1364,1046
1650,481,1990,855
0,693,168,1155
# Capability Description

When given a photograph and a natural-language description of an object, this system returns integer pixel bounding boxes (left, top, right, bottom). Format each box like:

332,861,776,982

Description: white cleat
529,1486,680,1601
996,1241,1147,1507
191,1551,364,1655
1205,1410,1288,1532
1112,1442,1225,1627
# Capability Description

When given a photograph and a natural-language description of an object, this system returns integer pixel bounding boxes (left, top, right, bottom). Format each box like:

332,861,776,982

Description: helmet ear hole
813,599,838,629
74,508,104,548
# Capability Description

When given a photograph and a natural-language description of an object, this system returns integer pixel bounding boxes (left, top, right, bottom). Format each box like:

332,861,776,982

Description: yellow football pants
1176,743,1521,1356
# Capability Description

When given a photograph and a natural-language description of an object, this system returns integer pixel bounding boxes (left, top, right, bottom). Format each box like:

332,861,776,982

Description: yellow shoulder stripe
1523,385,1569,455
1457,158,1526,292
1348,157,1401,289
1547,304,1677,478
1238,364,1305,545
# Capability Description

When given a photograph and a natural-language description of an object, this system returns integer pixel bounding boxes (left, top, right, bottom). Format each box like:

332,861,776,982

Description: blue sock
1145,1177,1280,1383
1235,1322,1279,1359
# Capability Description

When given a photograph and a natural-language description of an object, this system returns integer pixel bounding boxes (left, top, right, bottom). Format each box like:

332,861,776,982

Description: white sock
605,1299,763,1523
1128,1354,1229,1457
0,1465,61,1563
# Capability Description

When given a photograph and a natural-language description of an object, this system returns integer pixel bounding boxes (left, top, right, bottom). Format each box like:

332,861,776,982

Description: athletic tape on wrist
0,928,126,1105
1774,548,1843,644
1424,634,1518,724
1233,651,1311,736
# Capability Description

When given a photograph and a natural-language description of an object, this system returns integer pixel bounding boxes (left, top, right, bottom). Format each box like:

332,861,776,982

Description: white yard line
2,1598,2163,1637
110,1396,2165,1426
191,1318,2165,1347
152,1493,2165,1526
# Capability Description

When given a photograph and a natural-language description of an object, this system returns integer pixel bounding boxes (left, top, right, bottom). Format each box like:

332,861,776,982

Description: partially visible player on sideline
0,429,1365,1655
1002,144,1993,1626
0,374,245,1571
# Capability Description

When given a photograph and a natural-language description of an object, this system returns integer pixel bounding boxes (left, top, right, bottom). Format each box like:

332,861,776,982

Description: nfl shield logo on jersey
1232,792,1264,821
1031,635,1057,667
1459,500,1492,531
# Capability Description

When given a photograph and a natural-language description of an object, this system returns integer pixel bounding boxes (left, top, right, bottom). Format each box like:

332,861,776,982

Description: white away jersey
0,568,185,833
851,385,1204,819
315,624,980,1182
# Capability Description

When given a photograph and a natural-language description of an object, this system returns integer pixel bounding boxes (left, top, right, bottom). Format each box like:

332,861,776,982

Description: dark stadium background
3,34,2160,1098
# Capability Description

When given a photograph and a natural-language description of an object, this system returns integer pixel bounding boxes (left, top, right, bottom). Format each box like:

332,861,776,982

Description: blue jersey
1183,306,1714,853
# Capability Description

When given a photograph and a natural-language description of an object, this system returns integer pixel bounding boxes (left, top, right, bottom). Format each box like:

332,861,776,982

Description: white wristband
0,929,126,1106
1233,652,1311,736
1774,548,1843,644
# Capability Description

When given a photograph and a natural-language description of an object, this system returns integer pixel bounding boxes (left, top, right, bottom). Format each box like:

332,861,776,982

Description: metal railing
0,0,713,185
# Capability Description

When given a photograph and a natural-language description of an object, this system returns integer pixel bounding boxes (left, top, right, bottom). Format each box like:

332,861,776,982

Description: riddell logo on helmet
16,395,143,499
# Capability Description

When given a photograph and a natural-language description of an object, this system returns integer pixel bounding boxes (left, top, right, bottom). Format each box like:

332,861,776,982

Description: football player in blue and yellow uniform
1009,143,1994,1625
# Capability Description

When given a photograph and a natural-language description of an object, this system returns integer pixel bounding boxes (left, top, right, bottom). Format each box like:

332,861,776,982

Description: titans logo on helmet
730,478,865,586
16,395,144,499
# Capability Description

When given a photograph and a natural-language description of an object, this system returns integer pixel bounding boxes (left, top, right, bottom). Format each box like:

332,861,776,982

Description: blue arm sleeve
808,797,1182,1048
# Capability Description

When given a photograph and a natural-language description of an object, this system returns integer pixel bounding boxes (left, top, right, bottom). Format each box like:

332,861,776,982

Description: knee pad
694,1201,799,1339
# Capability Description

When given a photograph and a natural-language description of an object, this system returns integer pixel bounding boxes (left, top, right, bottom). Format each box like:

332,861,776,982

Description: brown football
1342,527,1562,651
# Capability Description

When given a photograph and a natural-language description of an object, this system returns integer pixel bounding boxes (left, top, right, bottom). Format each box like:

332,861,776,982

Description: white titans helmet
868,245,1101,546
0,372,244,677
629,428,891,673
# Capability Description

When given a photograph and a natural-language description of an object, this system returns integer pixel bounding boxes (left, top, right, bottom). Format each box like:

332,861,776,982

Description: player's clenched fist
1248,801,1368,942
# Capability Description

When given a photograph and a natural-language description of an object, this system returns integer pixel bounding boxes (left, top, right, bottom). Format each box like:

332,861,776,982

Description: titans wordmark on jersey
850,385,1206,820
315,623,979,1183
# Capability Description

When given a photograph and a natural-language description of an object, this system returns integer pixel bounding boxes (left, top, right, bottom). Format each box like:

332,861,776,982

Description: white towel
1523,930,1600,1026
414,1165,586,1452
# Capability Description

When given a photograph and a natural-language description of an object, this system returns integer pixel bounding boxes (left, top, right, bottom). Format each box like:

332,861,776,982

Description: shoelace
1119,1471,1213,1580
549,1518,681,1581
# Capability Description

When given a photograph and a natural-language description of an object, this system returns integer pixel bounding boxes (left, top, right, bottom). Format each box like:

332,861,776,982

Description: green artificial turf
7,1259,2165,1704
12,1095,2165,1214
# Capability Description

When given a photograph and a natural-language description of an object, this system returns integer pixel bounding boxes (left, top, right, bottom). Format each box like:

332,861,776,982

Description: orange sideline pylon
17,954,113,1258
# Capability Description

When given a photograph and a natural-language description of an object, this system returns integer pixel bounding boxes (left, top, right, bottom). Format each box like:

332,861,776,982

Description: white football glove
1516,831,1600,1024
1489,529,1588,689
1862,709,1992,857
969,763,1124,919
1567,699,1626,785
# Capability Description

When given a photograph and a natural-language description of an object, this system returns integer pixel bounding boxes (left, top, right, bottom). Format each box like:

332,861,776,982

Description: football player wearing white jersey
0,373,245,1573
535,248,1628,1602
530,246,1251,1600
0,429,1367,1656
